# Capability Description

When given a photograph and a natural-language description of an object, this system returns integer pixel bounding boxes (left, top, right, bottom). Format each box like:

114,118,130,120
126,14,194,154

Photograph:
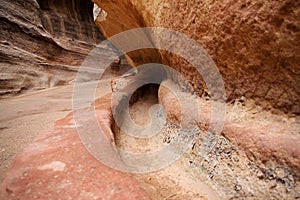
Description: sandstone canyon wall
0,0,104,97
94,0,300,116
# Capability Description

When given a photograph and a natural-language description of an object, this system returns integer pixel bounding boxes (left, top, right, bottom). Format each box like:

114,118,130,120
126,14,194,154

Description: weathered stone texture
0,0,104,97
94,0,300,115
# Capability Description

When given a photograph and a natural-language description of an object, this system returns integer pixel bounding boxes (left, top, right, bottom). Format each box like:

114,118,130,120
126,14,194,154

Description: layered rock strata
0,0,104,97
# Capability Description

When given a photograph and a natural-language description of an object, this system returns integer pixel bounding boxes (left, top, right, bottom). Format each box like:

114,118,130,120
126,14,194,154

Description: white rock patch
93,3,107,22
38,161,66,172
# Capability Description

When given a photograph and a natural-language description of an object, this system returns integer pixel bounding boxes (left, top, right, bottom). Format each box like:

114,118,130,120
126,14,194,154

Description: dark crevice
129,83,160,106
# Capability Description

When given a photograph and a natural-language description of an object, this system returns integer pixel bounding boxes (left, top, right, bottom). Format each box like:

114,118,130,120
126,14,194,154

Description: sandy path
1,76,299,198
0,79,112,183
116,90,221,199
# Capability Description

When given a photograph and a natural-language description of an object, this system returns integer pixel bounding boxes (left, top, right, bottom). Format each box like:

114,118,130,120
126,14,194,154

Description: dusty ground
119,93,220,199
0,79,112,183
115,84,300,199
0,85,72,182
1,76,299,199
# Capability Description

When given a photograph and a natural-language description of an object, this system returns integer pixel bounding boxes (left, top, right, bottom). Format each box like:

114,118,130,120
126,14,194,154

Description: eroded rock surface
0,0,104,97
0,94,150,200
1,0,299,199
94,0,300,115
158,81,300,178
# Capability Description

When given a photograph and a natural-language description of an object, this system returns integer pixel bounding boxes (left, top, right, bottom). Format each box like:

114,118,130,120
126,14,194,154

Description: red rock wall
0,0,104,96
94,0,300,115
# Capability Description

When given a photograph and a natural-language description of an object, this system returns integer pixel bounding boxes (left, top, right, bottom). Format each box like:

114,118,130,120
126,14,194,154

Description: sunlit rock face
0,0,104,97
94,0,300,116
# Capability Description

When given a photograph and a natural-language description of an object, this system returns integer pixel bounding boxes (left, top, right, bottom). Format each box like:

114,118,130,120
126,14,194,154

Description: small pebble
265,169,275,180
256,170,264,179
234,184,242,191
269,180,277,189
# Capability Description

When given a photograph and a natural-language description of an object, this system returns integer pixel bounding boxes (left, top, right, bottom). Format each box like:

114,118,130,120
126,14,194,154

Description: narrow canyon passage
0,0,299,199
110,77,299,199
113,83,221,199
128,84,160,127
